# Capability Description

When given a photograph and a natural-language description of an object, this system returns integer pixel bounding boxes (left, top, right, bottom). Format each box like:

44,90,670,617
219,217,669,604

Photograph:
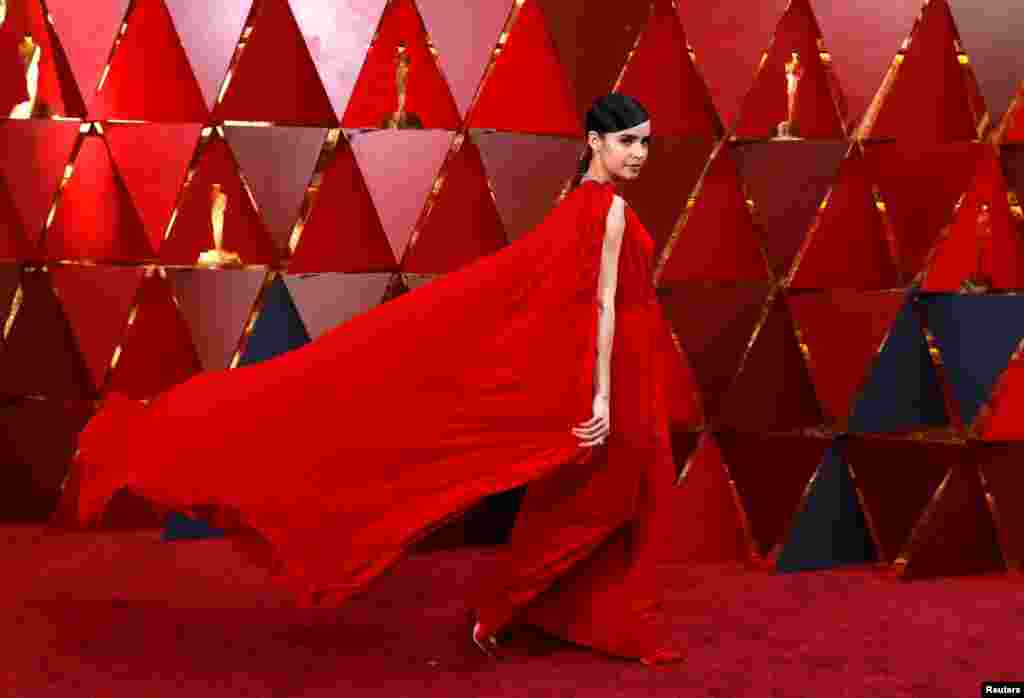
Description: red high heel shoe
472,621,500,658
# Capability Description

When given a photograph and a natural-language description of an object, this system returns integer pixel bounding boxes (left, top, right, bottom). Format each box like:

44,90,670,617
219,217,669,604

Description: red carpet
1,525,1020,696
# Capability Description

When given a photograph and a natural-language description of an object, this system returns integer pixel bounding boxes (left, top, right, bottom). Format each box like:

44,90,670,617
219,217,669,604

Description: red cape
62,179,690,663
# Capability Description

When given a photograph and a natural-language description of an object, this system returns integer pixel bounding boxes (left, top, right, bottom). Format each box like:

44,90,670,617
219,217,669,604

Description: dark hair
573,94,650,187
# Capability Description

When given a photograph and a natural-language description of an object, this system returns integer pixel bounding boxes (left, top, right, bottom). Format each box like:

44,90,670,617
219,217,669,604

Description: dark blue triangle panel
848,292,948,433
776,440,876,573
161,511,224,542
238,276,311,367
921,294,1024,426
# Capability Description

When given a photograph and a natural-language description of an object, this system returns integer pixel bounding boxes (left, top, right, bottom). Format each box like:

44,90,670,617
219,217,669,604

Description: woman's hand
572,394,610,448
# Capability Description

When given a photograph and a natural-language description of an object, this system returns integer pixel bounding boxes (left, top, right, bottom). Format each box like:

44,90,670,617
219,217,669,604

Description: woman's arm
594,195,626,398
574,194,625,448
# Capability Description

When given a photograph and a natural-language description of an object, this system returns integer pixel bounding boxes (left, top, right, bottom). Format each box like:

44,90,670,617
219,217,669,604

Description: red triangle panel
901,461,1005,578
92,0,207,121
104,273,202,399
289,138,396,273
716,294,823,432
402,137,506,273
734,0,845,139
788,290,906,430
46,135,153,262
213,0,336,125
159,135,278,266
617,0,722,139
341,0,460,129
659,150,769,285
0,268,93,399
716,431,828,557
790,149,901,289
0,120,80,252
467,0,577,136
105,123,201,255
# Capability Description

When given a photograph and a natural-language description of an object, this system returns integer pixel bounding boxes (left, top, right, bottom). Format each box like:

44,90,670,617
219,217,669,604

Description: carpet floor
1,525,1021,697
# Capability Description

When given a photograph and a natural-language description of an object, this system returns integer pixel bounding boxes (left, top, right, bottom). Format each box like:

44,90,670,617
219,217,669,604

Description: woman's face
589,120,651,181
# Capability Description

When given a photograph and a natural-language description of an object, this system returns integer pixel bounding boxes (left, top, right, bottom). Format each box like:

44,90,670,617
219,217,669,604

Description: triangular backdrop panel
0,120,81,251
0,399,93,521
776,440,877,573
733,141,847,278
474,132,580,242
91,0,208,122
238,275,310,367
978,444,1024,571
45,0,130,114
289,136,396,273
467,0,577,136
847,291,949,434
223,125,326,253
104,273,202,399
0,0,85,117
46,134,153,262
283,272,392,340
716,293,823,433
0,269,93,400
658,283,772,421
789,290,906,430
716,431,829,558
920,295,1024,428
349,129,452,262
663,432,749,564
979,351,1024,441
212,0,336,125
289,0,387,120
921,152,1024,292
105,122,201,255
158,135,279,266
863,0,981,141
166,268,267,371
617,0,723,139
49,265,143,395
675,0,787,131
789,148,901,290
401,136,506,273
811,0,921,127
341,0,461,129
733,0,846,139
864,142,983,282
163,0,253,109
928,0,1024,130
843,438,956,562
901,460,1006,579
418,0,515,117
619,138,717,258
658,147,770,285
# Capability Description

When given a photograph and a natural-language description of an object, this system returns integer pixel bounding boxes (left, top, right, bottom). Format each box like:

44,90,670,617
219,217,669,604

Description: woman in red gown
61,94,691,666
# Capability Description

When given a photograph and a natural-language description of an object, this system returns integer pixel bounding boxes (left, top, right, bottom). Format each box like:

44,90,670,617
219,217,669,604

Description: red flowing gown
61,179,692,664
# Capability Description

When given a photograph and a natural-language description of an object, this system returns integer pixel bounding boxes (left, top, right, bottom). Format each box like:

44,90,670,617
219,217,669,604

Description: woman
61,94,687,666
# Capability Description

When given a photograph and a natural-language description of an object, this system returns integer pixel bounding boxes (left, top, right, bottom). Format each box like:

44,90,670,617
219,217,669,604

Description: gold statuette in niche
197,183,243,267
381,42,423,129
9,33,42,119
776,51,803,140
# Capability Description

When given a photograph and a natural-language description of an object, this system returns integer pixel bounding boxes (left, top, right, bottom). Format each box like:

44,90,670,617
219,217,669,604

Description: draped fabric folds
60,179,685,663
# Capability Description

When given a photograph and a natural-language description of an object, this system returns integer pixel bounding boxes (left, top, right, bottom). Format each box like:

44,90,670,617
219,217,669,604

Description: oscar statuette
776,51,803,140
8,33,40,119
381,42,423,129
197,183,243,267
